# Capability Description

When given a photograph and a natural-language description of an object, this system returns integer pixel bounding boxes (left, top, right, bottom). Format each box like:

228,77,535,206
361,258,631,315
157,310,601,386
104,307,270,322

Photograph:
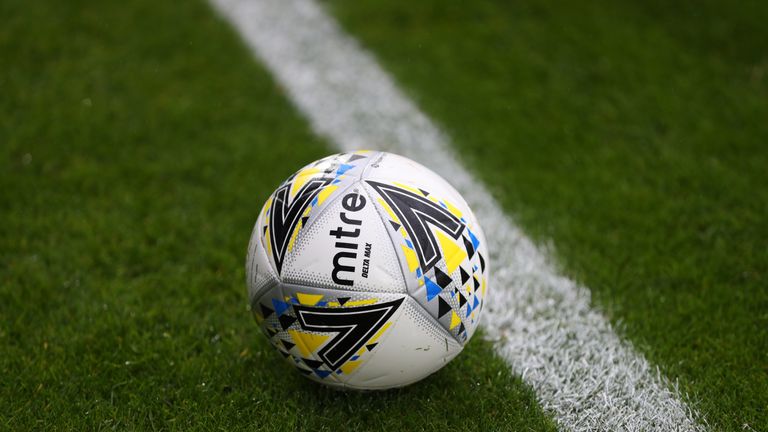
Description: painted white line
209,0,706,430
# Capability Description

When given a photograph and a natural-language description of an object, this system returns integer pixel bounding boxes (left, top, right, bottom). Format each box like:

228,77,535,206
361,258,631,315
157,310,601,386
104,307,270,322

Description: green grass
325,0,768,430
0,0,556,430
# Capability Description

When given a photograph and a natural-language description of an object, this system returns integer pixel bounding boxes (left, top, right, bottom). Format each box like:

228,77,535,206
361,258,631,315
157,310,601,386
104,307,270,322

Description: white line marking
209,0,706,430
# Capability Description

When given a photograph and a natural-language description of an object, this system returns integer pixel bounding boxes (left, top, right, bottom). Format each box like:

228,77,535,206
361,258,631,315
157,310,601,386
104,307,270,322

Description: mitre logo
328,191,367,286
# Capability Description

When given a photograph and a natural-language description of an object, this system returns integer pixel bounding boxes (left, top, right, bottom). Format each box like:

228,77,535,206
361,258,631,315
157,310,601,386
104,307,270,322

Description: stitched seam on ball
289,179,355,270
357,150,383,181
358,179,409,295
248,212,280,303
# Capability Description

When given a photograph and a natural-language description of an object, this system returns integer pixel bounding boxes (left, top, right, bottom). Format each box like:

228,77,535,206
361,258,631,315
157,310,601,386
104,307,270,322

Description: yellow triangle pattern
393,181,425,196
288,329,329,358
289,168,320,197
436,230,467,273
368,322,393,345
316,184,338,206
296,292,323,306
287,201,315,252
444,200,464,219
262,196,273,216
343,298,378,307
340,359,362,375
287,223,301,252
400,244,419,273
324,299,378,308
449,311,461,330
377,198,401,224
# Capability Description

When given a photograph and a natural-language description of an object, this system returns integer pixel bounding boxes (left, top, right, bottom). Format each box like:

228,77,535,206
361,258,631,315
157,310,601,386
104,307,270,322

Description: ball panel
254,282,409,386
281,181,407,294
246,211,280,307
364,152,470,212
252,151,376,280
343,297,462,389
362,153,490,344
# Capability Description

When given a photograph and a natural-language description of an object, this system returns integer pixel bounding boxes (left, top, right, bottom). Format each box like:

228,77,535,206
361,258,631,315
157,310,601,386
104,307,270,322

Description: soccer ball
246,151,489,389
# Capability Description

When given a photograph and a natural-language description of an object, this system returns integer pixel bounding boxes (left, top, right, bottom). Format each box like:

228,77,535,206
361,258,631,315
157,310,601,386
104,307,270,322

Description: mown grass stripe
208,0,706,430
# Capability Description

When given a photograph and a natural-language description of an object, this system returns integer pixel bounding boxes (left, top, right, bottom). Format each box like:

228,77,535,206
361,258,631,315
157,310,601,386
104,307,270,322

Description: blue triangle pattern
272,299,290,316
424,277,442,301
336,164,354,176
468,229,480,250
314,369,332,378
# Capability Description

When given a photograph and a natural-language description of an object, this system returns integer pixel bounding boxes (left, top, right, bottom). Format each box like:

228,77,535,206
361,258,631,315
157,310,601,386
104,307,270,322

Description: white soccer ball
247,151,489,389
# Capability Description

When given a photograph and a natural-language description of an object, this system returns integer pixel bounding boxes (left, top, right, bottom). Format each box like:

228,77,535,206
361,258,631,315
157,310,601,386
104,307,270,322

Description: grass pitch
0,0,555,430
2,0,766,430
